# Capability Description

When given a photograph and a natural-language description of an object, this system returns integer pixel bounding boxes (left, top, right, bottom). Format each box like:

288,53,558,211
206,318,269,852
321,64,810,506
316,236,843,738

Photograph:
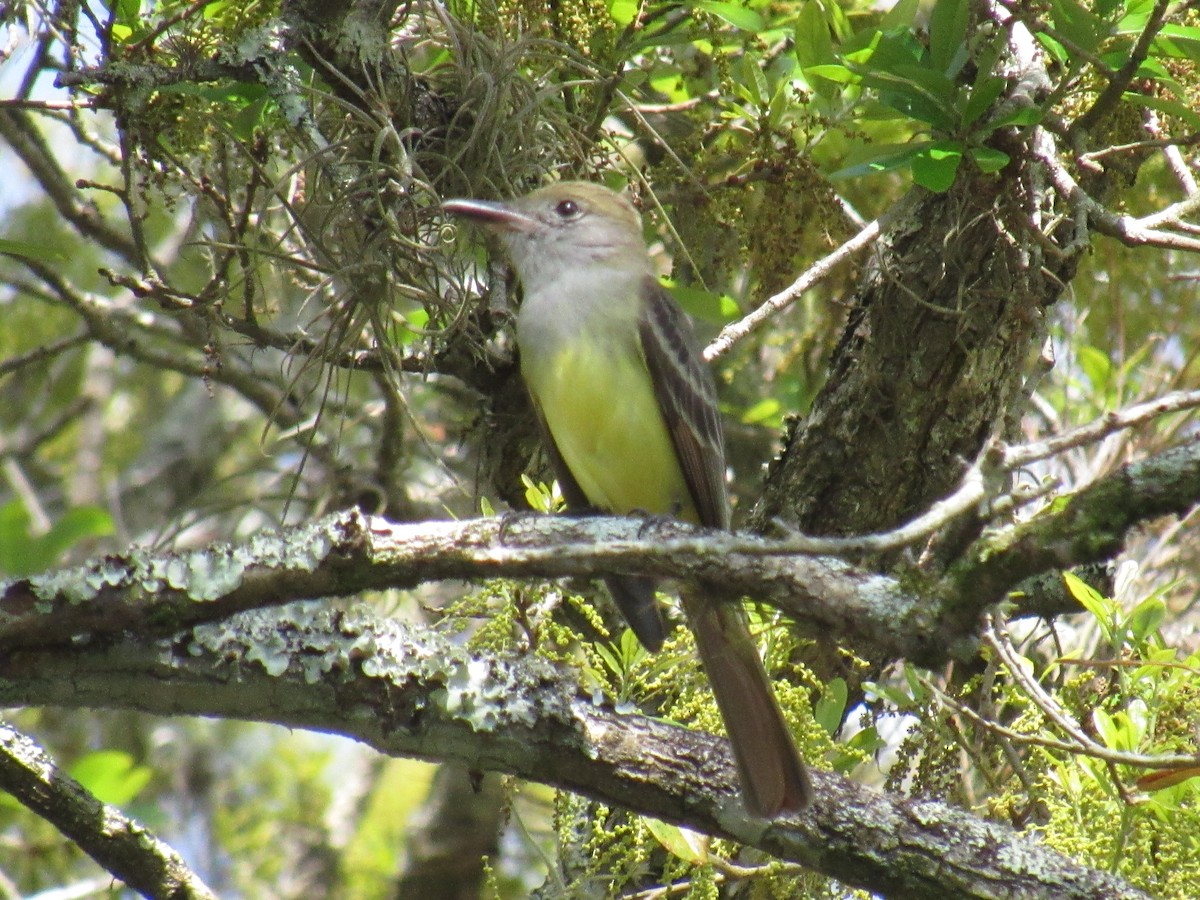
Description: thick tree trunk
753,162,1074,539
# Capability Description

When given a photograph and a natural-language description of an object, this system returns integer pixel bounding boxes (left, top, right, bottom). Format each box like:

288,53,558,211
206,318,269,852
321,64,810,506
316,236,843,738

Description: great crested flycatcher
444,182,812,816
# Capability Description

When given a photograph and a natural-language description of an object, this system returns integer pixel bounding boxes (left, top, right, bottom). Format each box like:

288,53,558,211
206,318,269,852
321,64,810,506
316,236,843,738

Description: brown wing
637,277,729,530
640,279,811,814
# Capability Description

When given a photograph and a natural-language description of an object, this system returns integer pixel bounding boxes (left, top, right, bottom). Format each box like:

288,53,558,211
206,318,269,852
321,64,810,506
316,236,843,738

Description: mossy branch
0,607,1148,900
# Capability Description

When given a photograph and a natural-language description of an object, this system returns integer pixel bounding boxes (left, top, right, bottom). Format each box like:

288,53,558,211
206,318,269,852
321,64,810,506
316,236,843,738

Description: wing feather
637,278,729,530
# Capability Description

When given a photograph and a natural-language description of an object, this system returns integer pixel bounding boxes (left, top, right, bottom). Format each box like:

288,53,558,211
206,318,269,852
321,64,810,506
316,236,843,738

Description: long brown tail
683,591,812,817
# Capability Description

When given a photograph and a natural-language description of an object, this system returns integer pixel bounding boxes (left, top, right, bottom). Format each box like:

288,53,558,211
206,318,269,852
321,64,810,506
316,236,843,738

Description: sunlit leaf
70,750,153,807
830,144,925,180
1124,92,1200,131
1149,24,1200,63
740,397,781,425
1127,596,1166,643
1077,344,1112,392
911,142,963,191
663,279,739,323
1048,0,1108,57
645,818,709,863
0,501,113,577
963,75,1006,127
803,63,858,85
881,0,922,30
794,1,835,69
986,105,1044,130
1063,572,1117,645
814,677,848,735
608,0,639,27
692,1,765,33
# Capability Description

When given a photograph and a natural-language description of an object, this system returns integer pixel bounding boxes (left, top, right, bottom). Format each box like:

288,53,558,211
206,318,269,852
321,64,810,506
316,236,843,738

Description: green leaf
814,677,848,735
969,146,1010,173
1126,596,1166,643
644,818,708,863
829,144,925,180
394,307,431,346
1034,31,1070,66
803,63,858,85
608,0,639,27
0,238,69,262
794,1,835,69
103,0,141,27
736,53,770,107
692,1,765,33
862,65,958,130
1078,344,1112,392
70,750,153,807
962,75,1007,128
40,506,114,562
880,0,922,31
1109,0,1148,21
662,280,739,323
1124,92,1200,131
928,0,969,74
1092,708,1119,748
592,641,623,678
986,104,1044,130
740,397,781,425
911,142,963,191
521,475,558,513
1063,572,1117,644
1048,0,1107,58
159,80,267,106
841,27,884,64
844,724,885,757
0,501,114,577
1151,24,1200,63
231,96,269,140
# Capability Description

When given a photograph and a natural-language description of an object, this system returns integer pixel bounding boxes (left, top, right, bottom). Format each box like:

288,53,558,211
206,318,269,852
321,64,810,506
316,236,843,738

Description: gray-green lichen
22,513,344,606
187,604,565,733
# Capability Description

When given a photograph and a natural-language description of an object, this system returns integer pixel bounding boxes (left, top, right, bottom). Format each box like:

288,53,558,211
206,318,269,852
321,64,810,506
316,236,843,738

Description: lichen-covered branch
2,437,1196,670
0,608,1148,900
0,723,218,900
950,438,1200,609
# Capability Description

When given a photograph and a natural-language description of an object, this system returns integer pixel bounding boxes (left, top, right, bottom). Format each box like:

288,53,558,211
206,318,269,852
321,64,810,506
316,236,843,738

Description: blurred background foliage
2,0,1200,895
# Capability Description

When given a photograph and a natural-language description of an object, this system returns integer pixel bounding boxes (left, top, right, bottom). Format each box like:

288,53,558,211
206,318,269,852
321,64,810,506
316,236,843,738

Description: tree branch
0,108,142,265
706,215,882,362
0,608,1148,900
3,437,1196,670
1035,134,1200,253
951,438,1200,606
0,723,217,899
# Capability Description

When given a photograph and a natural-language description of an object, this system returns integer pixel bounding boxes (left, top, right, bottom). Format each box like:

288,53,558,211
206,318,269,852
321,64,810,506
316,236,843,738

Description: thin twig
706,217,881,361
982,616,1200,771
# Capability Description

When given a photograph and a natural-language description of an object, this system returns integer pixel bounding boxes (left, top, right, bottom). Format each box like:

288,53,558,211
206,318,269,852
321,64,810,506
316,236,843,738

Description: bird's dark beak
442,198,540,233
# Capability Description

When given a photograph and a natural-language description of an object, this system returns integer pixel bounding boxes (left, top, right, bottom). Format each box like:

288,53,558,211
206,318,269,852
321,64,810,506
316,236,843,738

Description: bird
443,181,812,816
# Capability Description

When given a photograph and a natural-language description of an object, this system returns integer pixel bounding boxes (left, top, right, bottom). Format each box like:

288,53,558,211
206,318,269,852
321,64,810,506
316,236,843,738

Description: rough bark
753,166,1067,539
0,608,1148,900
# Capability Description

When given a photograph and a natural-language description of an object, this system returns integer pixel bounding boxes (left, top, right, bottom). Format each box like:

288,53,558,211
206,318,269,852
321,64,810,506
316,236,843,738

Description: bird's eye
554,199,581,219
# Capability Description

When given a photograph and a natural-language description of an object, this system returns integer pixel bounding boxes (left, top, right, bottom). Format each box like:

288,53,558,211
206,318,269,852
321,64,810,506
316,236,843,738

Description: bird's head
443,182,650,281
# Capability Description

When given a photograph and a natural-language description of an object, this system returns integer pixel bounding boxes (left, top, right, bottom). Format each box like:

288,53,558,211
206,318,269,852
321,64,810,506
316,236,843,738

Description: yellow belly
524,339,697,522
